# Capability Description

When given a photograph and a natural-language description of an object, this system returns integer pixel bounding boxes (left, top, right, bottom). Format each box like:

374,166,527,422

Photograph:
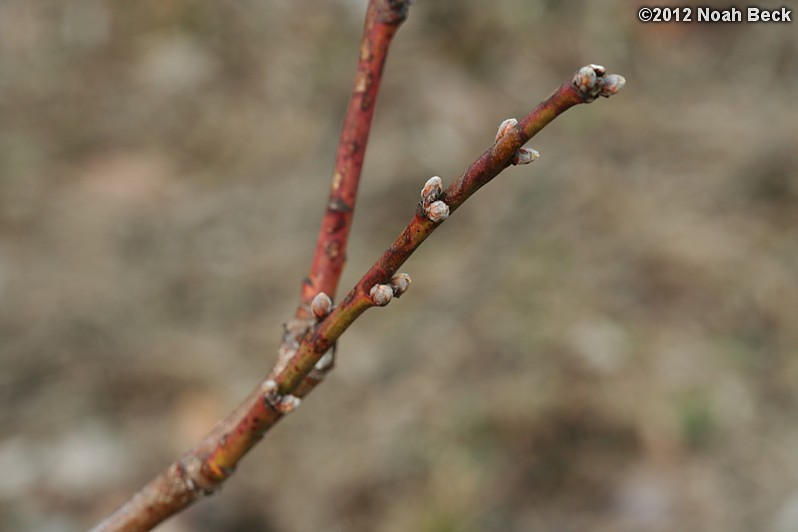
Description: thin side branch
93,64,624,531
297,0,410,317
275,65,626,392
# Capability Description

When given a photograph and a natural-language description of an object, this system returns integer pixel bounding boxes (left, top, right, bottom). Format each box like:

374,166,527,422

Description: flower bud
276,395,301,414
369,284,393,306
310,292,333,320
495,118,518,142
314,350,335,372
573,65,598,96
573,64,623,102
426,200,449,223
262,379,302,414
599,74,626,98
587,63,606,76
512,147,540,165
262,379,278,395
390,273,411,297
421,176,443,206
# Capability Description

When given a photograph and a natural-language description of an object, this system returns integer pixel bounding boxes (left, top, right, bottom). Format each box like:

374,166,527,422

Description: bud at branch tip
599,74,625,97
572,64,626,103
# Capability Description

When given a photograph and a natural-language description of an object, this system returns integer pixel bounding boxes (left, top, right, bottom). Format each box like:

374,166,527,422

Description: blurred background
1,0,797,530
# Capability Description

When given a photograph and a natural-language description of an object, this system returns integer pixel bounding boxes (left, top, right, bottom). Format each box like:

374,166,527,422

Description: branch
92,1,411,531
92,64,624,531
297,0,410,317
274,64,626,392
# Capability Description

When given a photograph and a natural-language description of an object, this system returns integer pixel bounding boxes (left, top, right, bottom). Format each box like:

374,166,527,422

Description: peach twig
297,0,411,318
93,63,624,532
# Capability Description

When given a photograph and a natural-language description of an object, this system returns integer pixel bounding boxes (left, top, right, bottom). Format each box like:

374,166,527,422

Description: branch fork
92,4,625,524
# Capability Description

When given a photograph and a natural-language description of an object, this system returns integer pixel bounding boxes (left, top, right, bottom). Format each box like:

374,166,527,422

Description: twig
297,0,411,316
286,0,412,396
93,56,624,532
273,64,626,393
92,2,411,531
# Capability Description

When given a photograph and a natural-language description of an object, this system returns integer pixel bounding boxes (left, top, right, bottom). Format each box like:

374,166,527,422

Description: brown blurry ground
1,1,797,531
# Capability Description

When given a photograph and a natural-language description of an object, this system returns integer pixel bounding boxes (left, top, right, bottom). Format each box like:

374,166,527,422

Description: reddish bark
297,0,410,317
92,28,624,532
276,68,626,393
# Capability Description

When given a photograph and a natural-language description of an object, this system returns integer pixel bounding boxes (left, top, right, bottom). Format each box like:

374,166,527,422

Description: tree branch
274,64,626,393
92,2,411,531
297,0,411,317
92,62,624,532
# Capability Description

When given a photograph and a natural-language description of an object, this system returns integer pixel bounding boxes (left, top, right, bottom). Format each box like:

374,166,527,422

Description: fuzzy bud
495,118,518,142
276,395,301,414
588,63,606,77
370,284,393,306
262,379,302,414
263,379,278,395
512,147,540,165
421,176,443,206
573,65,599,96
310,292,332,320
426,200,449,223
390,273,411,298
314,350,335,372
599,74,626,98
573,64,624,102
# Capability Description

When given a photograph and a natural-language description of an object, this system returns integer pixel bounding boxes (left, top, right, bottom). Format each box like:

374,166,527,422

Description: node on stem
262,379,302,414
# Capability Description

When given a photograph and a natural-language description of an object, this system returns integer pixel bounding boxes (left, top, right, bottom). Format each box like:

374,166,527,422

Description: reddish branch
297,0,410,317
93,60,623,531
93,2,410,531
274,64,625,393
91,2,625,524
